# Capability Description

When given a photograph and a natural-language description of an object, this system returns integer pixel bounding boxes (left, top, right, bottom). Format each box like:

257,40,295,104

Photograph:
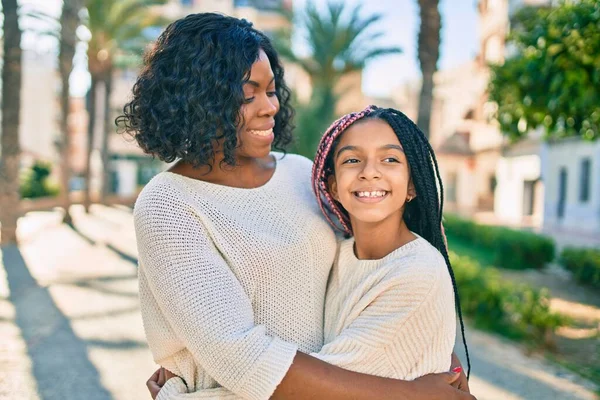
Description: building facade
541,138,600,236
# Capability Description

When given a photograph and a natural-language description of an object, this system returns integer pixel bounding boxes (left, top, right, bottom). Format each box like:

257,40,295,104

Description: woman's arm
135,192,297,400
273,353,476,400
151,356,475,400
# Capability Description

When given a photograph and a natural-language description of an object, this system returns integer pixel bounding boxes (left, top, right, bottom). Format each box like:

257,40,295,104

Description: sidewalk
0,206,598,399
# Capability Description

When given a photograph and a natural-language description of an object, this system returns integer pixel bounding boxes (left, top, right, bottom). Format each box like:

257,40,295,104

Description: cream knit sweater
314,236,456,380
134,153,337,400
155,233,457,399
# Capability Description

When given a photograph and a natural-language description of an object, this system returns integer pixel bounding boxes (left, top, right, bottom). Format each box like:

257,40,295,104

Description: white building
1,50,61,170
541,138,600,235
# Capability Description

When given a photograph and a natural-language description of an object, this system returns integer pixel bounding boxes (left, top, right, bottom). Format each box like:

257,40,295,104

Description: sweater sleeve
310,265,454,378
135,189,298,400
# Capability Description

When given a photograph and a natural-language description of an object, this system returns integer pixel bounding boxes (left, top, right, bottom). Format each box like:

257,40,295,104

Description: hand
411,371,477,400
451,352,470,393
146,367,165,399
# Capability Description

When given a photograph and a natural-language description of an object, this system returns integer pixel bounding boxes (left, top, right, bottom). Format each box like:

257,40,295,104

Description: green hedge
444,214,555,269
559,247,600,289
20,161,59,199
451,252,567,347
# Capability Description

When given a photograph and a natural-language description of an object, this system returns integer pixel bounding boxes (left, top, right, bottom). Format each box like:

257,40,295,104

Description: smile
352,190,389,203
248,128,273,137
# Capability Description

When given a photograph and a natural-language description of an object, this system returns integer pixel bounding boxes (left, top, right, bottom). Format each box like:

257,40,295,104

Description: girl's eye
342,158,360,164
383,157,400,163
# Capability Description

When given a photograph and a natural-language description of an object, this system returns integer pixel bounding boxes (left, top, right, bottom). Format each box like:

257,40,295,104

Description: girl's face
328,118,415,229
237,48,280,159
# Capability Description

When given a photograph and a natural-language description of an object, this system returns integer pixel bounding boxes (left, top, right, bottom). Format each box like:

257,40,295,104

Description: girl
121,13,473,400
311,105,470,380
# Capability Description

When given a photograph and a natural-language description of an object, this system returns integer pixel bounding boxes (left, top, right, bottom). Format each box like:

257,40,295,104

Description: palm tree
416,0,441,140
0,0,23,245
277,2,401,158
58,0,85,225
82,0,168,211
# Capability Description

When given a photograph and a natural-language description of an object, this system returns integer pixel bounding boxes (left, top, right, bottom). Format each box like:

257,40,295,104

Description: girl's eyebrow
336,145,358,159
382,144,404,153
336,144,404,159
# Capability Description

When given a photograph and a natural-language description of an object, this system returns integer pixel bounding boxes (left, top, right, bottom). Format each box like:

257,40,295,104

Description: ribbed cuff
236,337,298,400
156,377,188,400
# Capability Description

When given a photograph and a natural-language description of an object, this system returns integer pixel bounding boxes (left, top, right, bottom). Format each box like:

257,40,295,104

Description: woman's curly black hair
115,13,294,168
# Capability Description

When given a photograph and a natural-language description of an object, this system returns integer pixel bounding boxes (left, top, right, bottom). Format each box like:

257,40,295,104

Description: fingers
445,369,462,385
146,368,163,399
146,380,162,400
157,367,166,386
164,369,177,380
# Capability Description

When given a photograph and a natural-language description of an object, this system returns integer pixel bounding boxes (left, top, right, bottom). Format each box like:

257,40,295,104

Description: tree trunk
58,0,82,225
100,67,114,202
83,76,97,213
416,0,441,140
0,0,23,245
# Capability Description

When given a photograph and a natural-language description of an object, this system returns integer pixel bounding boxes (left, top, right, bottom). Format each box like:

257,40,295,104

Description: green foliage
452,252,568,347
444,214,555,269
20,161,60,199
559,247,600,288
292,87,337,159
488,0,600,141
274,2,401,158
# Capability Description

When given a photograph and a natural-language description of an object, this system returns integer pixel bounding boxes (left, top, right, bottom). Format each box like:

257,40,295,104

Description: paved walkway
0,206,598,400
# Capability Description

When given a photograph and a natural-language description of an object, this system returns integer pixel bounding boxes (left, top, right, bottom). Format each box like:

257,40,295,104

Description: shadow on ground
2,245,112,400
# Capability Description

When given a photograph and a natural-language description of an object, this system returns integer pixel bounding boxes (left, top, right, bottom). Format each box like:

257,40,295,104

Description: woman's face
237,48,280,159
328,118,415,228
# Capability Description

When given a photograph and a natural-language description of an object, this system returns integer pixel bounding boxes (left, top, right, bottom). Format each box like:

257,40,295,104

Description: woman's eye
243,97,255,103
267,91,277,97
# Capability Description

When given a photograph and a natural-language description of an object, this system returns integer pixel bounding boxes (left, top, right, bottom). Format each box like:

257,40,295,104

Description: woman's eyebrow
245,76,275,88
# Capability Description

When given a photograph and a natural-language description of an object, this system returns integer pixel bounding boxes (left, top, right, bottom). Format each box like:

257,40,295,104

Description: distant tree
82,0,168,210
0,0,23,245
58,0,85,225
276,2,401,158
489,0,600,141
416,0,441,140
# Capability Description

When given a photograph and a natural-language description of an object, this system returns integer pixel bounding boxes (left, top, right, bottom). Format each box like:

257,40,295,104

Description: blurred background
0,0,598,399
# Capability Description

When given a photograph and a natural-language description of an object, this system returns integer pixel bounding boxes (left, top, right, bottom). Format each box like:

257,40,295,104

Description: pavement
0,205,598,400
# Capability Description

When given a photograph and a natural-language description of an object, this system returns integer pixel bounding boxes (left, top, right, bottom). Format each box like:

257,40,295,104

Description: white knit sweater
154,234,457,399
134,153,337,400
313,236,456,380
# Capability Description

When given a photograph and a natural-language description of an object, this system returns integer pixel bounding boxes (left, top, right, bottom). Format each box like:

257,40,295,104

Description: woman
117,13,473,400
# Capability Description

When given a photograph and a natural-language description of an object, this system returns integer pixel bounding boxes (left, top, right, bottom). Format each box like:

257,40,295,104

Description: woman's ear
327,175,339,201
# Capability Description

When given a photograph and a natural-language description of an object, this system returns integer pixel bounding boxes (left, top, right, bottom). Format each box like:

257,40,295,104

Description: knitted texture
156,235,456,399
313,236,456,380
135,153,337,400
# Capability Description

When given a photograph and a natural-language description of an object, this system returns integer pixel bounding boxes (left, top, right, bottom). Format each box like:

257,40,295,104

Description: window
579,158,591,202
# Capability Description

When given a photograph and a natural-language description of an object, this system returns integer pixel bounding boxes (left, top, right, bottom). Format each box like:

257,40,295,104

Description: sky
292,0,479,97
19,0,479,98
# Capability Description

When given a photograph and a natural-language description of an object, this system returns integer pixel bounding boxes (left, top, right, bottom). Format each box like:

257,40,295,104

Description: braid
311,105,471,379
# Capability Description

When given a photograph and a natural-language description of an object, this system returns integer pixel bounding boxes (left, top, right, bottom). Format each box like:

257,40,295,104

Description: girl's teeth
357,191,386,198
249,128,273,136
